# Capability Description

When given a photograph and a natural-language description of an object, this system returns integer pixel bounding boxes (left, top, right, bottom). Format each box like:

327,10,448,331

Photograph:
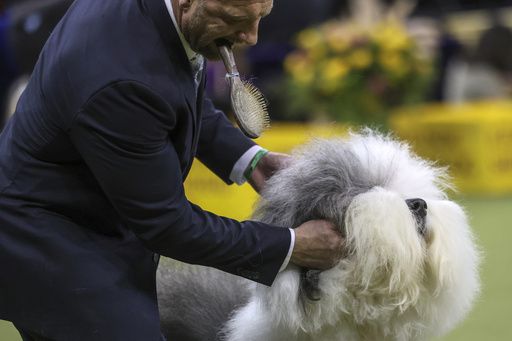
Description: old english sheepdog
157,129,481,341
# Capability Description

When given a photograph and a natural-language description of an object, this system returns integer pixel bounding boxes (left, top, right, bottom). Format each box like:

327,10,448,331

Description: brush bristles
230,77,270,139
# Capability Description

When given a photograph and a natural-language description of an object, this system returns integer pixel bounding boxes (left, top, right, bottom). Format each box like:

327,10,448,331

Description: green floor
1,195,511,340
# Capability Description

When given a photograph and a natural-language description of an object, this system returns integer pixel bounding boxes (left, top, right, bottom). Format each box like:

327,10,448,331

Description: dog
157,129,481,341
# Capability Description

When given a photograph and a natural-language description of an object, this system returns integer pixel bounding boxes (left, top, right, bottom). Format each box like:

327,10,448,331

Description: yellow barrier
186,101,512,222
389,101,512,195
184,122,348,220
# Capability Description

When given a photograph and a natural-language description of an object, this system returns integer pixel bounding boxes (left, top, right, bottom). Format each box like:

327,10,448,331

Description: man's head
175,0,273,60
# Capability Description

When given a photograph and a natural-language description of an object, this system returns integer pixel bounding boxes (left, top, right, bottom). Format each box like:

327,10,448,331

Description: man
0,0,344,340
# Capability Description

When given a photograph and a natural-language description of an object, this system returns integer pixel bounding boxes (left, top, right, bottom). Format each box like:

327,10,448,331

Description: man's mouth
215,38,234,49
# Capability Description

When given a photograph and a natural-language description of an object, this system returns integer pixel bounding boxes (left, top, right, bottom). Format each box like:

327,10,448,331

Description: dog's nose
406,198,427,217
406,198,428,236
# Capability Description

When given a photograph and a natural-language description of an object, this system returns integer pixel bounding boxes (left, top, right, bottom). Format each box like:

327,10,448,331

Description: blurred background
1,0,511,340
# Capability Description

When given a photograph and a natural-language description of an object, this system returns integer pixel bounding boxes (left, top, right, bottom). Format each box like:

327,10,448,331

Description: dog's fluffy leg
157,259,251,341
221,266,305,341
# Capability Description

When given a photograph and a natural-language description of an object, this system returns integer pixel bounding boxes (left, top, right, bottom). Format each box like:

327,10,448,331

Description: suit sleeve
69,81,290,286
195,95,257,184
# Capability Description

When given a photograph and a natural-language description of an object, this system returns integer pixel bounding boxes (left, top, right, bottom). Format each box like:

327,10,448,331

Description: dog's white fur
158,129,481,341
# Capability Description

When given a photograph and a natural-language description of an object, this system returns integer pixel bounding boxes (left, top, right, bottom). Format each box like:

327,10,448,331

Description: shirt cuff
229,145,263,185
279,228,295,272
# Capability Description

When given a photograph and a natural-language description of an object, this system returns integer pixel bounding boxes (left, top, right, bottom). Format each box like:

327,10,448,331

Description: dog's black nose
406,198,428,235
406,198,427,217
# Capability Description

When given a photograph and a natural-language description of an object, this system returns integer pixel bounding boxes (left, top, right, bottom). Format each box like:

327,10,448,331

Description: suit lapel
143,0,197,114
143,0,204,178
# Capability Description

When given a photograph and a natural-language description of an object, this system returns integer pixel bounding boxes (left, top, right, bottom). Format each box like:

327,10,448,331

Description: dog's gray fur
157,259,251,341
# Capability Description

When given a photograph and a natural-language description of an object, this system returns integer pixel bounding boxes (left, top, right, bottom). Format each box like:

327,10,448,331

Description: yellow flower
284,52,315,85
294,70,315,85
379,50,403,73
309,44,328,61
349,48,373,69
321,57,349,82
371,20,412,52
327,36,349,53
313,57,349,95
296,27,324,52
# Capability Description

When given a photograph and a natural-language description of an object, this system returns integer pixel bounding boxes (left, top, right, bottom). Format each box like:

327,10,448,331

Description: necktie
190,54,204,92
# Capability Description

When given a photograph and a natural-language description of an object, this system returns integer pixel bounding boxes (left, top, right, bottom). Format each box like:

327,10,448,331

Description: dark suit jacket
0,0,290,339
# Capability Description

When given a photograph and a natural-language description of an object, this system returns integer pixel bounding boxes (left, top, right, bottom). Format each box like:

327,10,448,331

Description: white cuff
229,145,263,185
279,228,295,272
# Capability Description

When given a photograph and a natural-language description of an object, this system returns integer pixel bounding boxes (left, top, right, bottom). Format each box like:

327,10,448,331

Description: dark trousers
15,325,55,341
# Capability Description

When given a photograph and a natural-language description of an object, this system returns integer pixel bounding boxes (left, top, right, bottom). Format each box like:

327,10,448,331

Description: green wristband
243,149,269,181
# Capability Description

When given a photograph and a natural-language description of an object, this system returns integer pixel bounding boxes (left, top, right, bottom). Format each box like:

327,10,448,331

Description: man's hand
290,220,345,270
248,151,295,193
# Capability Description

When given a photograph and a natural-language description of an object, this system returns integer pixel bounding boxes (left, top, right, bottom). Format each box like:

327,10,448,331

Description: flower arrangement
282,19,433,125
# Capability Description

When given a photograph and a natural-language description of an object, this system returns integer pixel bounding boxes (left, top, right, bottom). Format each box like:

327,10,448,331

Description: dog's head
253,129,481,339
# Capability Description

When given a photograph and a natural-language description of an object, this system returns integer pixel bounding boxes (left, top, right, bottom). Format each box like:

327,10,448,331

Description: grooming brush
216,40,270,139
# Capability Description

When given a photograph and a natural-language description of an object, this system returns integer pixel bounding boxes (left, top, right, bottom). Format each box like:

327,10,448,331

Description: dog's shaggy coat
157,129,481,341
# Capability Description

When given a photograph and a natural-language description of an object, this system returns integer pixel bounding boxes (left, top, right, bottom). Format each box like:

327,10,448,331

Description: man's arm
70,82,292,286
195,96,257,184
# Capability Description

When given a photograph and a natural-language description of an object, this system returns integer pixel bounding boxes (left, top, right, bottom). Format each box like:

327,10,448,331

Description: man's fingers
290,220,345,270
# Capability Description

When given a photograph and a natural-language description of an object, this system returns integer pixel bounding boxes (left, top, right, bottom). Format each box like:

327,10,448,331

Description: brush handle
216,43,239,76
